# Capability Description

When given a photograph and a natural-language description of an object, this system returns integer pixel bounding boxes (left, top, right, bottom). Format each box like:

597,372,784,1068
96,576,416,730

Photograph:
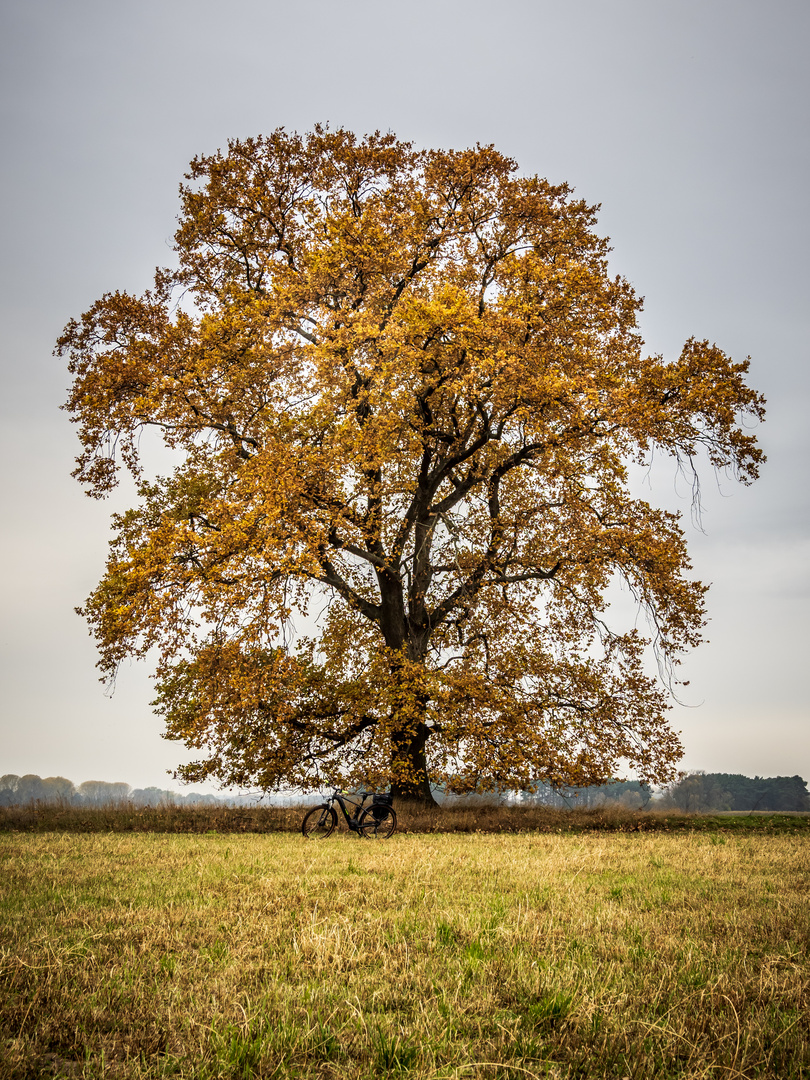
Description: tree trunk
377,572,438,806
390,722,438,806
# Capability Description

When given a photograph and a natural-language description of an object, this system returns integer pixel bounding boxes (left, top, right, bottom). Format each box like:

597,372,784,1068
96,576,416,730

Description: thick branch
311,551,381,623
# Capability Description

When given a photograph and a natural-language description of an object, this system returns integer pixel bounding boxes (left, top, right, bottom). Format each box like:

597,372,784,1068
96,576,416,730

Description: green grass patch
1,831,808,1078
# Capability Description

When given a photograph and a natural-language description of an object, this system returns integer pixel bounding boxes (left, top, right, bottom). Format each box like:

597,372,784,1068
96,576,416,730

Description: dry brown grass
3,799,808,837
1,828,808,1079
0,801,302,835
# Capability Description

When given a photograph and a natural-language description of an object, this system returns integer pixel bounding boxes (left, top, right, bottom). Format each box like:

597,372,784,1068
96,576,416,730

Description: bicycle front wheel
302,804,337,839
357,805,397,839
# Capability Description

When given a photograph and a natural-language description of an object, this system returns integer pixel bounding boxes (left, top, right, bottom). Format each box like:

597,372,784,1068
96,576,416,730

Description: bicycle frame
329,790,369,831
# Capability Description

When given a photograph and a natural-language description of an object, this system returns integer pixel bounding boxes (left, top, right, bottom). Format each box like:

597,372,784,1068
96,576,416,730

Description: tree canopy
58,127,765,802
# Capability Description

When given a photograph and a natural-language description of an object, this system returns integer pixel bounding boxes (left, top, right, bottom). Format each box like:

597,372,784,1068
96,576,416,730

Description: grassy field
1,827,808,1079
3,801,809,836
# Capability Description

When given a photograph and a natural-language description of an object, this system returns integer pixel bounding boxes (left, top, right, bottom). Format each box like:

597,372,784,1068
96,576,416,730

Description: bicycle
301,789,397,840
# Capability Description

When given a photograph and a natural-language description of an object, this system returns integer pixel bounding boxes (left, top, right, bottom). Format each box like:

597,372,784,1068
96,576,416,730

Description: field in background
2,800,809,837
2,828,808,1079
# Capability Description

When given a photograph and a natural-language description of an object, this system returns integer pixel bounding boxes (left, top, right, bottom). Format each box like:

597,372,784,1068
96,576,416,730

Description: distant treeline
518,780,654,810
519,773,809,812
657,772,810,812
0,774,241,808
2,771,808,812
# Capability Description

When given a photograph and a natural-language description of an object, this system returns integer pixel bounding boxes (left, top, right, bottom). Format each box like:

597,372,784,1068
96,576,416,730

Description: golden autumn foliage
58,127,765,802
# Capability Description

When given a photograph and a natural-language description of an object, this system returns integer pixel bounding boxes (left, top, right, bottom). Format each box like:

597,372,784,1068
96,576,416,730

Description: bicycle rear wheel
357,805,397,839
302,804,337,839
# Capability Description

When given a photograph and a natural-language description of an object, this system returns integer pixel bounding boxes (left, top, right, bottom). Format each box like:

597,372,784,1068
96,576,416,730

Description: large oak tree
59,127,764,803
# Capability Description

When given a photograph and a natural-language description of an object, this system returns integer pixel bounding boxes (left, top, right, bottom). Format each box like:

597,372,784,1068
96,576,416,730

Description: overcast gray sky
1,0,807,792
